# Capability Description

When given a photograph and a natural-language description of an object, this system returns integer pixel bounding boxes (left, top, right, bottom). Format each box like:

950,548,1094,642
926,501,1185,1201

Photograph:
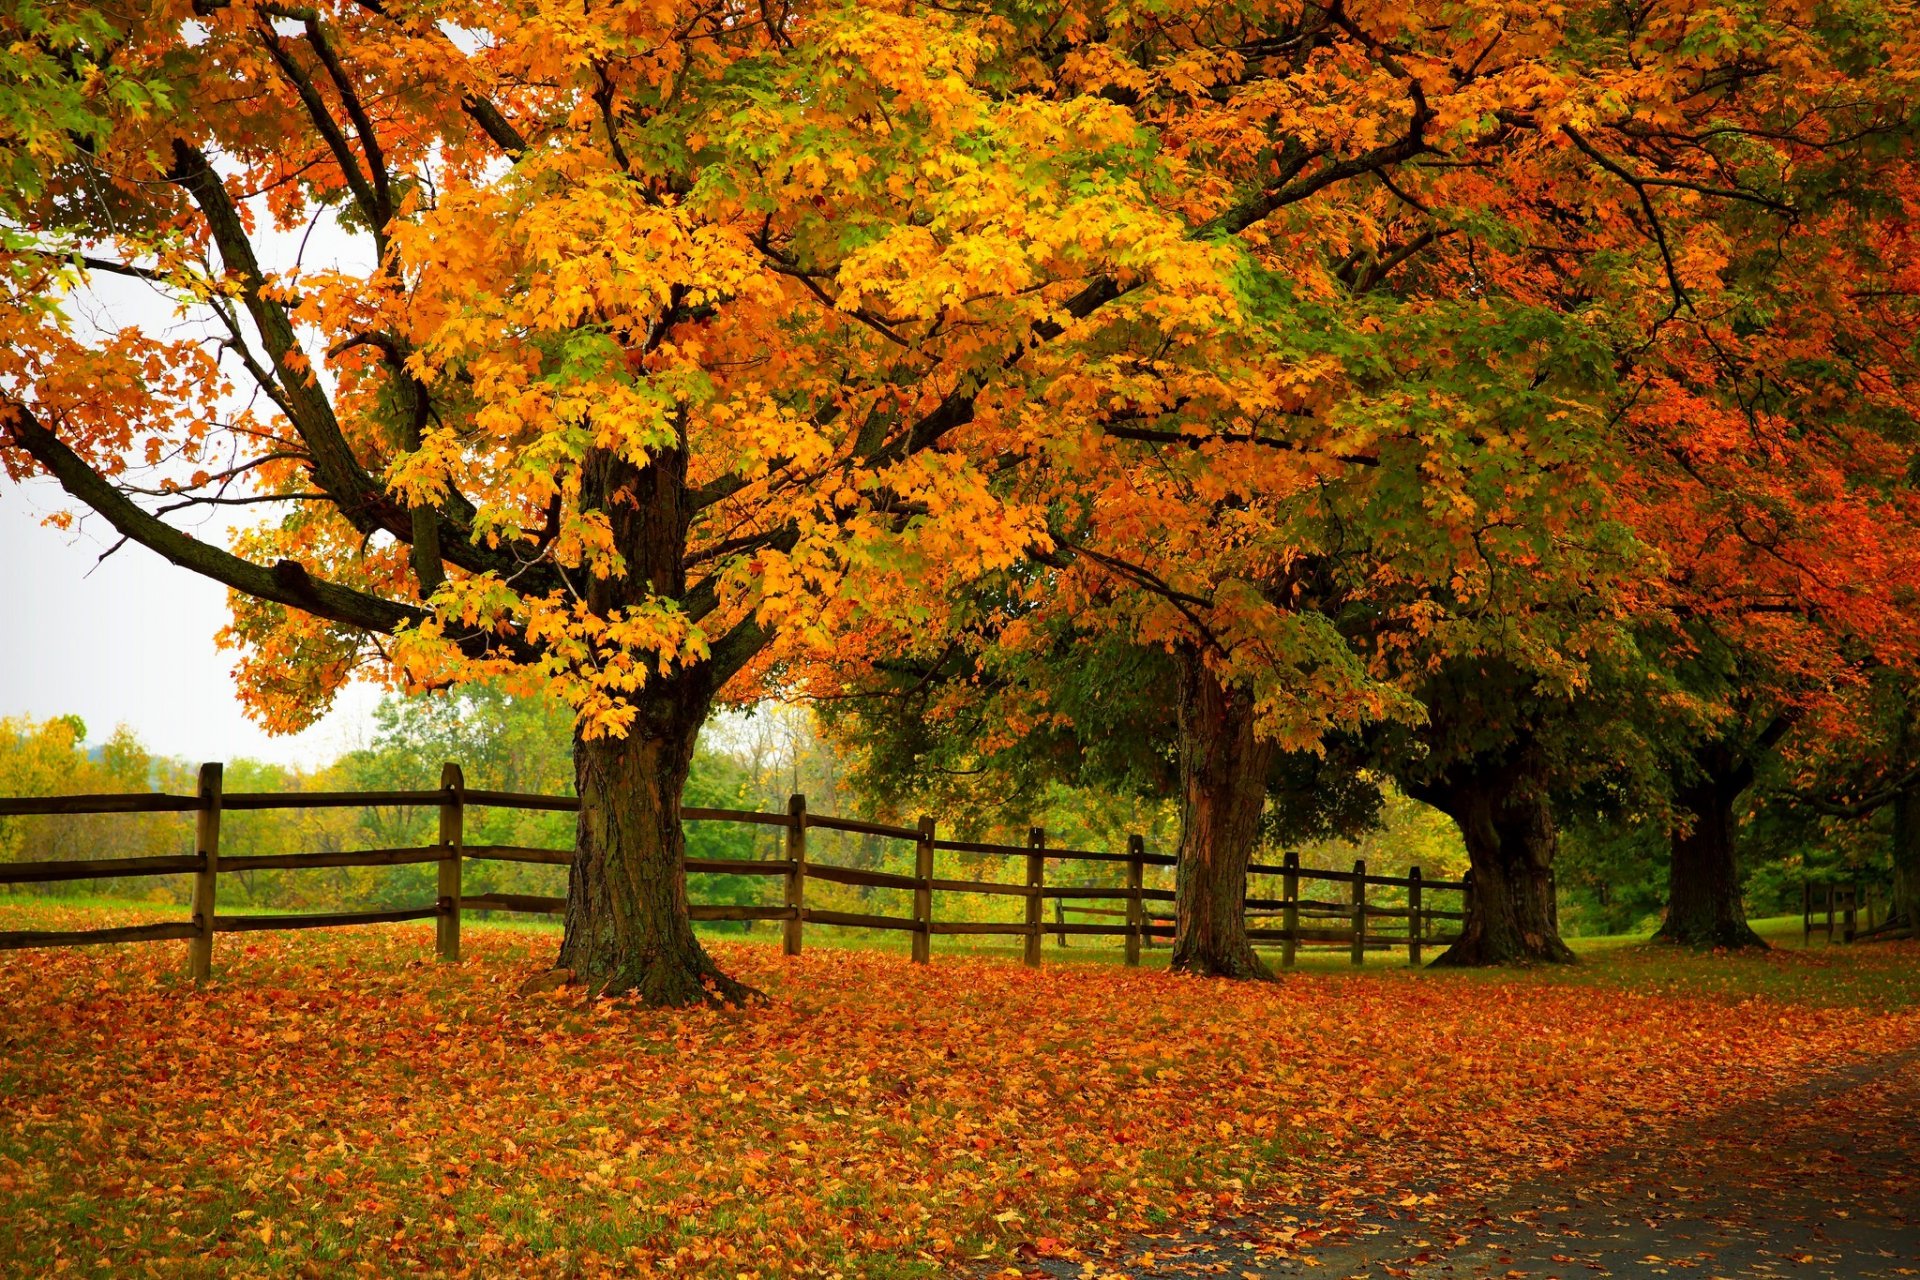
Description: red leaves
1,906,1916,1277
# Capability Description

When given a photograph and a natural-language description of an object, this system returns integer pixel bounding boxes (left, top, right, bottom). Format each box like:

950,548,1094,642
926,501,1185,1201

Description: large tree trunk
1892,780,1920,936
544,441,753,1005
556,686,752,1004
1170,651,1277,980
1655,750,1765,950
1423,757,1574,966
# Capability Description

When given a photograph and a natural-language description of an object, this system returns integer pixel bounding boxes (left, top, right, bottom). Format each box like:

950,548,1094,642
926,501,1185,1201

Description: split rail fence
0,762,1467,978
1802,880,1902,944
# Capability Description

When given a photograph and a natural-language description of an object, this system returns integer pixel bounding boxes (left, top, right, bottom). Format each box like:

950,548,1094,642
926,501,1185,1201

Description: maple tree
1342,1,1920,961
901,0,1920,971
0,0,1232,1001
1375,3,1920,960
1597,122,1920,949
7,0,1920,995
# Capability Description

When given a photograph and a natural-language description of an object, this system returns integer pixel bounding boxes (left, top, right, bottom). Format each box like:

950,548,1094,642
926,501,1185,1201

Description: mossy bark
1414,752,1574,967
558,713,754,1004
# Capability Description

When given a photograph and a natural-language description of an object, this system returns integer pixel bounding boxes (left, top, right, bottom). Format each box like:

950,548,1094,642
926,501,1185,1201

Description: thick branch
1783,762,1920,819
168,141,545,590
4,398,423,636
1103,422,1379,466
167,140,400,539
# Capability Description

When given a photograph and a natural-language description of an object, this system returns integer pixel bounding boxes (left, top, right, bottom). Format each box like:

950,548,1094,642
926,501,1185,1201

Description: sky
1,185,390,766
1,478,381,767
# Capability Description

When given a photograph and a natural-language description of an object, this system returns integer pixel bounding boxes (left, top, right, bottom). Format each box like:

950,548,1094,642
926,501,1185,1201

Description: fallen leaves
0,904,1915,1279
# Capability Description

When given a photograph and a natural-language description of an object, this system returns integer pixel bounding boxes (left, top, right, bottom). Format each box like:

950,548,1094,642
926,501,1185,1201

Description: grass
1,895,1916,1278
10,892,1915,1004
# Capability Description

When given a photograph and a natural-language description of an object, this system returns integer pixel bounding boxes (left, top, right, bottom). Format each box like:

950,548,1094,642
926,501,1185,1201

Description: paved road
1020,1049,1920,1280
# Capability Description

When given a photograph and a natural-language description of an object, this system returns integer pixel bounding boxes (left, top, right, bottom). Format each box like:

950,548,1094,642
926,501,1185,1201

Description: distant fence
0,762,1466,978
1803,880,1899,944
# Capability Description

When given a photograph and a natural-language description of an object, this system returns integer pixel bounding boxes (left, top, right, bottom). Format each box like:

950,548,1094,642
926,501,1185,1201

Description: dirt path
1024,1048,1920,1280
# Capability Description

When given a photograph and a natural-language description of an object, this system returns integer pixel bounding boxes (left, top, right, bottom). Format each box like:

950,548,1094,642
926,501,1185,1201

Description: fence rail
1801,879,1900,944
0,763,1468,979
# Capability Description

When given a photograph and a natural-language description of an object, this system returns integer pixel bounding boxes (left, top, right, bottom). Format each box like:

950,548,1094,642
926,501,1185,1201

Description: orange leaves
2,910,1918,1276
7,0,1920,771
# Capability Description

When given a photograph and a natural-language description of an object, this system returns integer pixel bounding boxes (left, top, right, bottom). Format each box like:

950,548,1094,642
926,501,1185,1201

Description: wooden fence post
1350,857,1366,967
436,762,464,962
784,794,807,956
1125,834,1144,967
1024,827,1044,968
1826,882,1836,943
1281,849,1299,969
912,816,934,964
1802,880,1812,946
188,762,223,984
1844,884,1857,943
1407,865,1423,968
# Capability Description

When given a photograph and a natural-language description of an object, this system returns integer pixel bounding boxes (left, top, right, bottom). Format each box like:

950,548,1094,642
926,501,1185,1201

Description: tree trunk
1170,651,1277,980
1424,759,1574,966
544,441,754,1005
1655,751,1765,950
1892,780,1920,936
555,688,753,1004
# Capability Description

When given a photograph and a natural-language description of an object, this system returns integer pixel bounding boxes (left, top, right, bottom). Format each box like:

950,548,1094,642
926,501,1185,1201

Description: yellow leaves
396,164,770,383
390,584,712,741
384,425,463,508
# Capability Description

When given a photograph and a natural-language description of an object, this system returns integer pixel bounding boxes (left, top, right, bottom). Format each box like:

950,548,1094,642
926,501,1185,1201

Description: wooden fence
1802,880,1902,944
0,763,1466,978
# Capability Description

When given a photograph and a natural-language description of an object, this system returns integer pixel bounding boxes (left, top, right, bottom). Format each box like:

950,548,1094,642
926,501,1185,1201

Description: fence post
1802,880,1812,946
188,762,223,984
1350,857,1366,967
437,762,464,962
784,794,807,957
1408,865,1423,968
1125,834,1144,967
1844,885,1857,943
1023,827,1044,968
1282,849,1299,969
1826,882,1836,943
912,816,934,964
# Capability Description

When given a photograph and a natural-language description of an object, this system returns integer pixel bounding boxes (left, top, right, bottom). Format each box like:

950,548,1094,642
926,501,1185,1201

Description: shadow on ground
1015,1047,1920,1280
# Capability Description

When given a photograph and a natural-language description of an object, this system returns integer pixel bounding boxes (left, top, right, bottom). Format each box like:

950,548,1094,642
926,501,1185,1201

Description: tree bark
557,699,752,1003
1419,756,1575,966
1170,651,1277,979
1654,749,1765,950
546,441,754,1005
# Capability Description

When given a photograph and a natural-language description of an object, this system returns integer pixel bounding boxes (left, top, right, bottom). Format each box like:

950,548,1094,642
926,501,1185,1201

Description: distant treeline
1,690,1874,935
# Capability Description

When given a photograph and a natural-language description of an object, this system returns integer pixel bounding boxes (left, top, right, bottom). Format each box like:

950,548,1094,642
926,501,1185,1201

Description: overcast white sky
1,479,381,766
0,184,394,766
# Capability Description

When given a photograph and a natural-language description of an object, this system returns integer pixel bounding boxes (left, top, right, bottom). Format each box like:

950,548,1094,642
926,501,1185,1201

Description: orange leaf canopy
2,0,1917,746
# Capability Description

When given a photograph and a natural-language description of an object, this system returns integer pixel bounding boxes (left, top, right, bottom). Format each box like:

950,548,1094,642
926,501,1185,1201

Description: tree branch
4,397,423,636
